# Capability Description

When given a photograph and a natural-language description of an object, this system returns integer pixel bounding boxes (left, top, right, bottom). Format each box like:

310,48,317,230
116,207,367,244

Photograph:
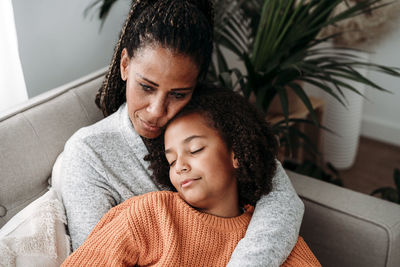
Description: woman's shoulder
64,104,129,151
123,191,180,222
95,192,175,224
69,111,120,143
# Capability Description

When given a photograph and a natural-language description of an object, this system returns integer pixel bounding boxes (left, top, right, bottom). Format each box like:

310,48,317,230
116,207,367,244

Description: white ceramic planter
321,51,370,170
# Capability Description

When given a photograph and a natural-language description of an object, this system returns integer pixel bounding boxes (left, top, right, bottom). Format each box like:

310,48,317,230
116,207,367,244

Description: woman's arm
227,160,304,267
281,237,321,267
60,135,119,250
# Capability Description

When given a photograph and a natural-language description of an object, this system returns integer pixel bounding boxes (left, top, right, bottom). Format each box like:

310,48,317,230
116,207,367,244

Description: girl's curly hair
145,84,278,206
95,0,214,117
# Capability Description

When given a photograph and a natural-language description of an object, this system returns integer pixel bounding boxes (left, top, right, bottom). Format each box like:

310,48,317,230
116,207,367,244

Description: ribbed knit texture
62,191,320,267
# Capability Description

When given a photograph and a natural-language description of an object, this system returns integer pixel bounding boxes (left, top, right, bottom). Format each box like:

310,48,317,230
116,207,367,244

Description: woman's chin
136,126,162,139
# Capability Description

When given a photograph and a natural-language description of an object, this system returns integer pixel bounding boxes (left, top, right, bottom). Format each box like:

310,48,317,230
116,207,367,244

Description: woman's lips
140,118,160,132
181,178,201,188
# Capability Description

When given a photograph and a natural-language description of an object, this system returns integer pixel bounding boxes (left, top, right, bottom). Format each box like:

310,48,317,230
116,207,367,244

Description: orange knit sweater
62,191,320,267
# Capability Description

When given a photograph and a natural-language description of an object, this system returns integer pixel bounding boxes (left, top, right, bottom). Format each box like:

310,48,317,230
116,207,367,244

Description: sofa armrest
287,170,400,267
0,68,105,228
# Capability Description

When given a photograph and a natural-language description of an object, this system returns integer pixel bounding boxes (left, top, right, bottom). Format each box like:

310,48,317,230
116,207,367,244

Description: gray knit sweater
60,103,304,267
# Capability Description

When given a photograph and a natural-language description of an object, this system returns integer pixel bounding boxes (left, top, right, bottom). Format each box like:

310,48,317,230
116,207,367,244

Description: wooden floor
339,136,400,196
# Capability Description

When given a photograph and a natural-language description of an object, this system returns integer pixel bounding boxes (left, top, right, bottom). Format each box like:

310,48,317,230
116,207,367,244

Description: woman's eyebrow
171,87,194,92
136,73,194,91
136,73,158,87
165,135,206,154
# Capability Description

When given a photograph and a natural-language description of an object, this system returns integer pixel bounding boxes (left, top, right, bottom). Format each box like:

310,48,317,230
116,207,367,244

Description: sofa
0,68,399,267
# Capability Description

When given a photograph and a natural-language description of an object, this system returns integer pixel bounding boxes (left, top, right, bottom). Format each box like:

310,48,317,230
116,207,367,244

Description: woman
60,0,304,266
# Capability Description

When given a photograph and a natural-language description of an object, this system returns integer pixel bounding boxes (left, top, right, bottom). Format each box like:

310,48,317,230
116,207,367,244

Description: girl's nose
175,157,190,174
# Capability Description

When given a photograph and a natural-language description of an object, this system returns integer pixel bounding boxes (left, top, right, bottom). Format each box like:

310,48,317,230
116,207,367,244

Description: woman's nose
147,95,166,119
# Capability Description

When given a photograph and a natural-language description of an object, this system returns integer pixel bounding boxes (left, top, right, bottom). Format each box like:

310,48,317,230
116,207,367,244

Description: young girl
62,87,319,266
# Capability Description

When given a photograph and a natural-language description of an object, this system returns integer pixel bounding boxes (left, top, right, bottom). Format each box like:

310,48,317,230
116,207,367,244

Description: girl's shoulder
124,190,177,205
121,191,179,213
91,191,177,234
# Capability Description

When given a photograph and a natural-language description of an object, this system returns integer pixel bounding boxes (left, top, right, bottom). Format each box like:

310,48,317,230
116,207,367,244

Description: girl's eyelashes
166,147,204,168
190,147,204,154
168,160,176,167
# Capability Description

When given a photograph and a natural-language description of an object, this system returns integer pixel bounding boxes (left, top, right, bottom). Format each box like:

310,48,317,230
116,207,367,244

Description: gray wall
12,0,130,97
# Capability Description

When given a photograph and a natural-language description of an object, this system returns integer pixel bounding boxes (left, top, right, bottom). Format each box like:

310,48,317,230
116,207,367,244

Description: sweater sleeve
281,237,321,267
60,135,119,251
227,160,304,267
61,205,139,266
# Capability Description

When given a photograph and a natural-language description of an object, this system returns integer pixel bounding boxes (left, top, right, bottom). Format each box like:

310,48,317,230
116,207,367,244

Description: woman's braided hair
145,85,279,206
95,0,214,116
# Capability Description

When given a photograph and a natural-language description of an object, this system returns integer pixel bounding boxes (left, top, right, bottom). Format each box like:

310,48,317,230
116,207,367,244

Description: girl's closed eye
168,160,176,167
190,147,204,154
166,155,176,167
167,147,204,167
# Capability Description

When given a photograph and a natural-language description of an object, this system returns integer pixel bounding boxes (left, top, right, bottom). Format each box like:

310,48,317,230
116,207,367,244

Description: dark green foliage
371,168,400,204
209,0,400,161
211,0,400,117
283,159,343,186
84,0,120,29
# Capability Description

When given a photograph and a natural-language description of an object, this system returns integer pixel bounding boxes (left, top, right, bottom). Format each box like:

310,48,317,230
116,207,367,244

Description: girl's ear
231,151,239,169
120,48,130,81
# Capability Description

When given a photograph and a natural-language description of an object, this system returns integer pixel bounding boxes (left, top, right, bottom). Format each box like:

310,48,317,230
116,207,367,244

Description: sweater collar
118,103,151,169
174,192,253,232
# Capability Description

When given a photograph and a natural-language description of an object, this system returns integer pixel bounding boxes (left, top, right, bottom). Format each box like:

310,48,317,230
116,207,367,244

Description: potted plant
317,0,400,169
210,0,400,160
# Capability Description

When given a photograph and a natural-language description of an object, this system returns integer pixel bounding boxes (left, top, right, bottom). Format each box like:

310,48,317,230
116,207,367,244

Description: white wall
361,29,400,147
12,0,130,98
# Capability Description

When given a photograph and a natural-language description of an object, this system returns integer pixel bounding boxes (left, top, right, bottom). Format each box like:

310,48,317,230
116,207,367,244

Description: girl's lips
181,178,201,188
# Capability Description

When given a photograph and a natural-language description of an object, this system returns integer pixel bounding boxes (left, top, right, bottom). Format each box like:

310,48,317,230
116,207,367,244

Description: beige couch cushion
289,170,400,267
0,69,105,228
